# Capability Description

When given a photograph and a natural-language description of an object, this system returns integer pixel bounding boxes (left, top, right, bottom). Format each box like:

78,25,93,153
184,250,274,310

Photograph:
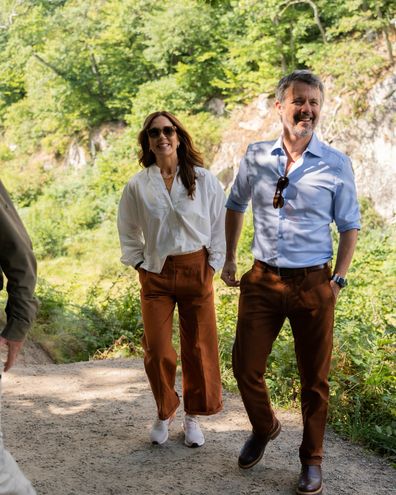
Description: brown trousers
233,260,335,465
139,249,222,420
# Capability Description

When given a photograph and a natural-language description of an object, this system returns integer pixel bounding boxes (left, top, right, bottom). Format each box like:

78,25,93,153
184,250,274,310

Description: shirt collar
270,136,284,155
150,164,180,176
305,133,323,158
270,132,323,158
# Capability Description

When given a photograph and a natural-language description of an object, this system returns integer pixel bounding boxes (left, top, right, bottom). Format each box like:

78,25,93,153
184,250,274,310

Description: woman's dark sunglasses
273,176,289,209
147,126,176,138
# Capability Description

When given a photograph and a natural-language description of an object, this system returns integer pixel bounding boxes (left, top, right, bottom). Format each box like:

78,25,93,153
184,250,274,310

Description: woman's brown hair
138,111,204,199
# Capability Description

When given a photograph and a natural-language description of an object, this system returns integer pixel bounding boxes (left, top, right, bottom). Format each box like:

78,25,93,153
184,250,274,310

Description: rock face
331,70,396,221
212,67,396,222
210,94,281,190
64,139,87,169
63,121,126,169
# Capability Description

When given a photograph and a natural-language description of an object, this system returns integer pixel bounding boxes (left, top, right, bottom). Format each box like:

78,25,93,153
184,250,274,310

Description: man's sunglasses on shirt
273,176,289,209
147,126,177,139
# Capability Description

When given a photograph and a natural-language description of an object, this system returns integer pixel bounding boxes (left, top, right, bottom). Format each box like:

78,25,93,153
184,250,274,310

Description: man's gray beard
292,126,313,138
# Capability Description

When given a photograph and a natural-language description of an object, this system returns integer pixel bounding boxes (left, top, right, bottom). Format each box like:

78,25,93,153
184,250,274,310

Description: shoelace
185,416,199,428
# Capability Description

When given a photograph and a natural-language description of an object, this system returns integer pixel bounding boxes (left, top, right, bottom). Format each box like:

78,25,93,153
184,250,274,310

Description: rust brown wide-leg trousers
233,260,335,465
139,249,222,421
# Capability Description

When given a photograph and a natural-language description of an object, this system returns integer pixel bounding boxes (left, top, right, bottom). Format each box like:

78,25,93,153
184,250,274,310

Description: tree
140,0,226,102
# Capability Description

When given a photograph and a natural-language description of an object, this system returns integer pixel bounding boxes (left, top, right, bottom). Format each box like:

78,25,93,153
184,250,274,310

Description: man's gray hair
276,70,324,103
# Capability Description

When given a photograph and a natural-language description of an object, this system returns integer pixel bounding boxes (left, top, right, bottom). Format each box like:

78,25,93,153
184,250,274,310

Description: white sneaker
150,415,174,445
182,415,205,448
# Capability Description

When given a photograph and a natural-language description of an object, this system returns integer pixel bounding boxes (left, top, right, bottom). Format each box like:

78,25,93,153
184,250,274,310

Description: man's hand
329,280,341,302
221,260,240,287
0,336,24,372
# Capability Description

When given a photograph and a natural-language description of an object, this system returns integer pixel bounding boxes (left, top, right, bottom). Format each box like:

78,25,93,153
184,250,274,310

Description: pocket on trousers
299,270,335,309
138,268,147,285
327,280,337,305
203,261,215,291
239,268,252,287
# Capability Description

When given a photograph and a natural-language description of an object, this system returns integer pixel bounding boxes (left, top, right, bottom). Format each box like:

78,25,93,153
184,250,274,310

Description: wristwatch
331,273,348,288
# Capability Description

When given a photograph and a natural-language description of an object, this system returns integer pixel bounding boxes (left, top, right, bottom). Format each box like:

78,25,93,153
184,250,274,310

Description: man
0,180,38,368
0,179,38,494
221,70,360,495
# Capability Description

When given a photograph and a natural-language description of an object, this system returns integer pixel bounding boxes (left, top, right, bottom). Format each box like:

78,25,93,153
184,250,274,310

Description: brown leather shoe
238,419,281,469
296,465,323,494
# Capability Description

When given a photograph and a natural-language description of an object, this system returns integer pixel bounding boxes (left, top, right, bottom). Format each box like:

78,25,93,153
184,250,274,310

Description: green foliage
0,142,14,161
213,1,285,103
216,290,239,391
127,76,197,129
4,99,44,154
93,128,141,196
23,169,107,258
297,39,388,107
141,0,224,101
358,197,386,231
0,149,56,207
2,0,392,152
329,225,396,459
33,275,143,362
176,112,226,165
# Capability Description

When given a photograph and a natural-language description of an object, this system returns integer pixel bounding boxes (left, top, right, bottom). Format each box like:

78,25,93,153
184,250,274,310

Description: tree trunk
280,0,327,44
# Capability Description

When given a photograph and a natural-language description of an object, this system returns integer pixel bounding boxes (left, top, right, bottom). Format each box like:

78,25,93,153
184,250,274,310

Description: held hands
0,336,24,372
221,260,240,287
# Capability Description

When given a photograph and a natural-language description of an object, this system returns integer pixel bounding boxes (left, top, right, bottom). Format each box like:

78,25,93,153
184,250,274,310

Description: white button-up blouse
117,165,226,273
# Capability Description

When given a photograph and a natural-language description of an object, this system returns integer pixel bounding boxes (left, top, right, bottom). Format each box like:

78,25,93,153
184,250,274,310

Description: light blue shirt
226,133,361,268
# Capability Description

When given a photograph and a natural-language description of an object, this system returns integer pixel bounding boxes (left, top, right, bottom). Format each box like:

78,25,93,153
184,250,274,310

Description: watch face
332,274,347,288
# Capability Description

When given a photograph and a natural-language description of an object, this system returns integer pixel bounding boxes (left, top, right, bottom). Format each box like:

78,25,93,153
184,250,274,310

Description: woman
117,111,225,447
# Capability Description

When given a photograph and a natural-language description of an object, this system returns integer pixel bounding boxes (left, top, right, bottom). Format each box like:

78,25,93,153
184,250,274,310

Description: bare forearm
221,209,245,286
333,229,359,277
225,209,244,262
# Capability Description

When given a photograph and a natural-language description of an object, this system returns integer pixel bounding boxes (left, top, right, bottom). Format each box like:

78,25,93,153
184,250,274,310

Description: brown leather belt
256,260,329,277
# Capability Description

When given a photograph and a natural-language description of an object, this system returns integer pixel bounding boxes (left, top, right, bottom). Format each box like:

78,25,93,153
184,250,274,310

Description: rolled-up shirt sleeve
225,153,252,212
334,156,361,232
117,181,145,268
207,177,226,271
0,183,38,341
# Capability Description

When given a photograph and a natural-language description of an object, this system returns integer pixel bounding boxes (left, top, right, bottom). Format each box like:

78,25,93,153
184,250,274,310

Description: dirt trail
1,358,395,495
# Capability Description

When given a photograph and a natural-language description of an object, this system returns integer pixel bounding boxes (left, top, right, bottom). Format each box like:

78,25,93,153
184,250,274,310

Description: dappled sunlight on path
2,359,395,495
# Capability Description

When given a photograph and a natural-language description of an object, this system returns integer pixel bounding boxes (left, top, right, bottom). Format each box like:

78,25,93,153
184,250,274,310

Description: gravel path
2,358,395,495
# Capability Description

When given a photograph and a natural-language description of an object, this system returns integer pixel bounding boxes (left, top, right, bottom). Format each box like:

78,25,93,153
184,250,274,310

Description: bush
25,202,68,258
176,112,226,165
23,168,108,258
0,152,54,208
298,39,388,114
329,225,395,460
128,76,197,130
93,128,141,196
33,275,143,363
